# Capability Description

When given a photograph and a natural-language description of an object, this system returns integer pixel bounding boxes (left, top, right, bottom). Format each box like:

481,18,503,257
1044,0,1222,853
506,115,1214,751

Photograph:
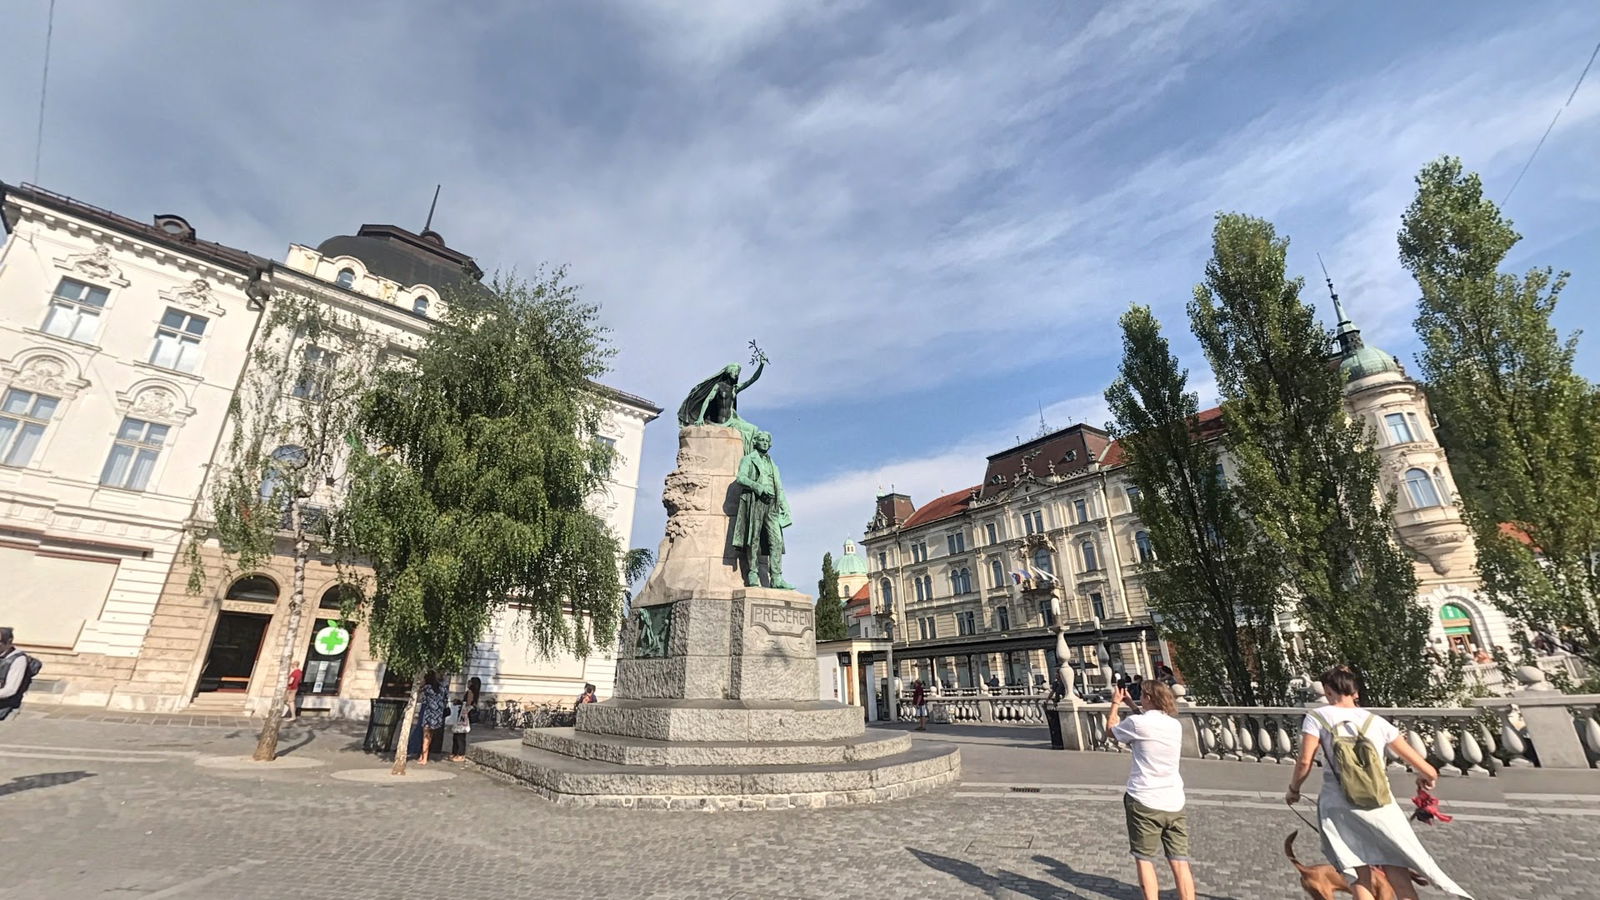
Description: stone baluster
1577,710,1600,766
1255,719,1273,763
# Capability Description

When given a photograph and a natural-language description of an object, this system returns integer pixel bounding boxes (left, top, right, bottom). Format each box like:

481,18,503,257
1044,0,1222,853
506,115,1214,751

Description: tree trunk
252,507,309,762
390,672,424,775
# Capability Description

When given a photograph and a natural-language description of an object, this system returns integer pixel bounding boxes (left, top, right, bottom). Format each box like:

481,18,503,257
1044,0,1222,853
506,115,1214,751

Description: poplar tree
338,271,633,774
1105,304,1287,705
1189,214,1434,706
1398,156,1600,663
815,552,849,642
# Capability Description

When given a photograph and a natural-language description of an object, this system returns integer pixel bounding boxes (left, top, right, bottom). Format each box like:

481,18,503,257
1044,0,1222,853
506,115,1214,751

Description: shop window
300,617,356,696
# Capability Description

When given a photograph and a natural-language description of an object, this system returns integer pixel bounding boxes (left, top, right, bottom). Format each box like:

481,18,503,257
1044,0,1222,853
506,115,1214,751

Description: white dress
1304,707,1472,898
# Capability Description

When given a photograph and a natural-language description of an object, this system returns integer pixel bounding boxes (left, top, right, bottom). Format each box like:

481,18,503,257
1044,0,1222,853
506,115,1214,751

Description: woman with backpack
1285,665,1471,899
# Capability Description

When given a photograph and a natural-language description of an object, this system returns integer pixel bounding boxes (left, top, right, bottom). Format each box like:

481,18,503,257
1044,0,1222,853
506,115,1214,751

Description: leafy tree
815,552,849,642
1189,213,1435,706
1105,304,1288,705
1398,156,1600,664
338,271,631,774
185,292,376,761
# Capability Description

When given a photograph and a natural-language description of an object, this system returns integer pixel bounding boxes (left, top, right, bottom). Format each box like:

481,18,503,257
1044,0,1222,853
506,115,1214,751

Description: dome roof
835,541,868,576
1339,345,1402,380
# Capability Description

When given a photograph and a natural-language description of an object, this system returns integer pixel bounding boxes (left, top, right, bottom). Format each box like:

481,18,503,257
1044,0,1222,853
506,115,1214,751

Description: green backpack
1309,710,1392,810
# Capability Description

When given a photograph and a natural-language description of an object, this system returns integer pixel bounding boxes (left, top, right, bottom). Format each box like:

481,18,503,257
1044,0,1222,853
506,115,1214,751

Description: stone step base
468,738,960,810
522,727,911,767
577,697,864,742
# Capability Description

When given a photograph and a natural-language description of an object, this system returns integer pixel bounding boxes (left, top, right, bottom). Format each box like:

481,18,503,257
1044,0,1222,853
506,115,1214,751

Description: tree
1398,156,1600,663
1105,304,1288,705
815,552,849,642
185,291,376,761
338,271,631,775
1189,213,1436,706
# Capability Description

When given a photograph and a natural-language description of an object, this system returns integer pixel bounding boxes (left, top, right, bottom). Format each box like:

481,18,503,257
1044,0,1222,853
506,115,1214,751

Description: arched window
1432,468,1450,504
259,445,308,504
320,584,360,611
960,568,972,593
990,558,1004,589
1032,547,1053,577
226,575,279,603
335,268,355,288
1081,540,1099,572
412,296,430,316
923,575,933,599
915,577,926,603
1135,531,1154,563
1404,468,1441,508
1439,601,1480,654
879,578,893,607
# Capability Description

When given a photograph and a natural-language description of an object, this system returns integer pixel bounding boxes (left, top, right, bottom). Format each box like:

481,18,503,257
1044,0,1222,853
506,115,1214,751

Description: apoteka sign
314,622,351,656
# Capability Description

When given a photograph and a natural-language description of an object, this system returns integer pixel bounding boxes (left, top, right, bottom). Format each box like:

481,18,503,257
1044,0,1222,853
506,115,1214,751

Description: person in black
449,676,481,762
0,627,37,723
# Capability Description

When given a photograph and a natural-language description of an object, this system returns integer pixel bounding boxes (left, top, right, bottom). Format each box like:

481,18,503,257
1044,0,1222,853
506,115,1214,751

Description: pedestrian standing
283,665,303,720
912,679,928,731
1107,680,1195,900
417,671,448,766
1286,665,1472,899
450,676,481,762
0,627,41,723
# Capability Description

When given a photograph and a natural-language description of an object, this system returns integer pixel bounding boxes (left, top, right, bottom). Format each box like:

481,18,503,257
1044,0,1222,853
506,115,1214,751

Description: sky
3,1,1598,596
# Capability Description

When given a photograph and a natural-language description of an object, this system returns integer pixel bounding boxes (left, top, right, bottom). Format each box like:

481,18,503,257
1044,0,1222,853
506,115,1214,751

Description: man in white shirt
1108,679,1196,900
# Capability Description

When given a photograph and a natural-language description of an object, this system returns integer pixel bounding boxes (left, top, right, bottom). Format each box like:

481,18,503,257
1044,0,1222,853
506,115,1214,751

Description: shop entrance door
198,612,270,693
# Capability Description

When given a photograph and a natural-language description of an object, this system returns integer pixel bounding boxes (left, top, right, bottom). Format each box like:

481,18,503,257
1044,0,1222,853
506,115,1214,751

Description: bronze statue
732,430,794,589
676,346,766,428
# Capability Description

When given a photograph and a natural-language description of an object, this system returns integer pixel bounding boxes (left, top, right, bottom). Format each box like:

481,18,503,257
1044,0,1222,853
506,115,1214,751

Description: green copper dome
1339,345,1402,380
835,541,868,576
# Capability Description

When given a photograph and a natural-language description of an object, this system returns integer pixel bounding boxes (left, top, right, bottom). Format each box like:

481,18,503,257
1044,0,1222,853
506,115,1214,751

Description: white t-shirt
1111,710,1185,812
1301,705,1401,778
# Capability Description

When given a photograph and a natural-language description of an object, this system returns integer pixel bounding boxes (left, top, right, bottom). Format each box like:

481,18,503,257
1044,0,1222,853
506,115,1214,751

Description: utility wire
33,0,57,184
1502,38,1600,207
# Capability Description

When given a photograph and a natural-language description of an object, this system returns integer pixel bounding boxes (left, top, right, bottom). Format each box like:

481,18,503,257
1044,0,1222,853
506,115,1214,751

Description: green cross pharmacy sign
315,622,351,656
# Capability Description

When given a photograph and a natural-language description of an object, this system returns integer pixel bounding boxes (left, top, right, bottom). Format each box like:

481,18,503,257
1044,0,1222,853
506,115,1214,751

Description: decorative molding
158,278,227,318
52,244,131,288
2,351,89,399
114,379,195,424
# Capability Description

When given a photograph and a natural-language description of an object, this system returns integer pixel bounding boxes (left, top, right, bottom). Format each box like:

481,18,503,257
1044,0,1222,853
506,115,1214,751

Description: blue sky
3,1,1598,592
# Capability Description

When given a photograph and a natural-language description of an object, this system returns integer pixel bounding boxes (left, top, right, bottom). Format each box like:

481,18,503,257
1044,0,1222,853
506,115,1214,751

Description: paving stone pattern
3,716,1599,899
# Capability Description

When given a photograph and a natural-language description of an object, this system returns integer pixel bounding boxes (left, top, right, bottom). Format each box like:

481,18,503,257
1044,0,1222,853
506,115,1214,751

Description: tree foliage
186,291,376,760
1398,156,1600,663
1189,213,1437,706
815,552,849,642
1105,304,1287,705
337,271,630,772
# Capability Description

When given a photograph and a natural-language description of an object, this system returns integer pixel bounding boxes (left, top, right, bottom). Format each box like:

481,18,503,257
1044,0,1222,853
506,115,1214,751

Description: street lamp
876,608,897,723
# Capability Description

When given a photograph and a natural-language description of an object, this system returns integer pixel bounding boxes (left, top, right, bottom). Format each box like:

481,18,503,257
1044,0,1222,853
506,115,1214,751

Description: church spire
1318,253,1363,356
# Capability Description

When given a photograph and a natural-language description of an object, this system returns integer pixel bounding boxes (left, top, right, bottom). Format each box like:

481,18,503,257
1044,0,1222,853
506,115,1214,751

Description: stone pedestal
471,425,960,809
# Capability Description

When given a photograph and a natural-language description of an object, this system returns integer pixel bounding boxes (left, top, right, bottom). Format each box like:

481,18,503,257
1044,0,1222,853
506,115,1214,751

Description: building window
1033,547,1053,576
918,618,930,641
0,389,59,467
1212,462,1225,485
1074,498,1088,523
1032,510,1044,533
996,606,1010,631
1385,412,1414,444
924,575,935,599
412,296,430,316
149,308,208,373
42,277,110,343
291,344,340,401
985,522,998,544
957,611,976,636
915,578,926,603
1081,540,1099,572
1408,412,1425,441
924,617,938,640
334,268,356,288
990,558,1004,588
1404,467,1441,508
1038,598,1056,627
100,417,169,491
878,552,887,570
1135,531,1154,563
1125,484,1141,508
878,578,893,606
1432,468,1450,503
947,532,966,554
1090,592,1106,619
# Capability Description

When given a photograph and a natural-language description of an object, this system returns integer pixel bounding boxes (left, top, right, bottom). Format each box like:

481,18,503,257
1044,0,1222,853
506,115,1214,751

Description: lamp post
877,608,897,723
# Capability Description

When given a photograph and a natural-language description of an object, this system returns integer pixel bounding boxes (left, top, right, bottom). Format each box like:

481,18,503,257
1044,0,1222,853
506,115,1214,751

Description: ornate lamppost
876,607,897,723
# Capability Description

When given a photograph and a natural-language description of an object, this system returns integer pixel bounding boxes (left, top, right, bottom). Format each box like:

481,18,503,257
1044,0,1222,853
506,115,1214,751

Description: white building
0,183,268,706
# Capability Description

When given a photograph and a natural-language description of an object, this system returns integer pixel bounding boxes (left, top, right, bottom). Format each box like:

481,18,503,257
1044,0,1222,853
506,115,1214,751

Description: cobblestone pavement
3,714,1598,899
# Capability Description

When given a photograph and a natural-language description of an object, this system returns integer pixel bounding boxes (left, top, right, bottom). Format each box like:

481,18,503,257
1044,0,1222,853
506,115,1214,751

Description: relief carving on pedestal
635,604,674,659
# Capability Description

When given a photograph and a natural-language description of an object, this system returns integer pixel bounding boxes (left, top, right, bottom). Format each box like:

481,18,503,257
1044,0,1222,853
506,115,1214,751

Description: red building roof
845,582,873,618
1100,406,1225,467
901,486,981,529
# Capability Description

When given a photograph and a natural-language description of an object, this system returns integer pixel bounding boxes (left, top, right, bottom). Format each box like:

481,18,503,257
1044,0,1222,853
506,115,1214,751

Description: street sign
314,622,351,656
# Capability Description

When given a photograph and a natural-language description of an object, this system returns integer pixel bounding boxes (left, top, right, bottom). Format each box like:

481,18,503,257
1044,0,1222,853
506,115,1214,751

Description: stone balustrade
896,693,1048,725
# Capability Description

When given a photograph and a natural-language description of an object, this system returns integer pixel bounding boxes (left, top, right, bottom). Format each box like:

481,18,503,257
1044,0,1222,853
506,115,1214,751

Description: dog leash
1286,799,1323,835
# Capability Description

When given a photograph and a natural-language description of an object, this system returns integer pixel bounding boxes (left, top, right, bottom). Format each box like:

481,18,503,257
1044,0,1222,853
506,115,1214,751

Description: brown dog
1284,831,1425,899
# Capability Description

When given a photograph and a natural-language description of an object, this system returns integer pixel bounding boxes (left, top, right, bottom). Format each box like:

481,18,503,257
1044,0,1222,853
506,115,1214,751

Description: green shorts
1123,793,1190,861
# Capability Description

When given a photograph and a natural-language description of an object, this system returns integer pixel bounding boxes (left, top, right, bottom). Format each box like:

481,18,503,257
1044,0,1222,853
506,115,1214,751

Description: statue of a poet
733,430,794,590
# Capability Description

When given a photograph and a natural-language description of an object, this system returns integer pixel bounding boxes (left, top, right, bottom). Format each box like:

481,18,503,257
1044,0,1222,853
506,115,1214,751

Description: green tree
815,552,848,642
1398,156,1600,662
1105,304,1288,705
339,271,631,774
185,292,376,761
1189,213,1435,706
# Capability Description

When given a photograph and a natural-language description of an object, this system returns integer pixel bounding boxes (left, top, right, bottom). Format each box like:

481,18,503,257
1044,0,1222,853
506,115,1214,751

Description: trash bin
363,698,406,753
1044,702,1065,750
